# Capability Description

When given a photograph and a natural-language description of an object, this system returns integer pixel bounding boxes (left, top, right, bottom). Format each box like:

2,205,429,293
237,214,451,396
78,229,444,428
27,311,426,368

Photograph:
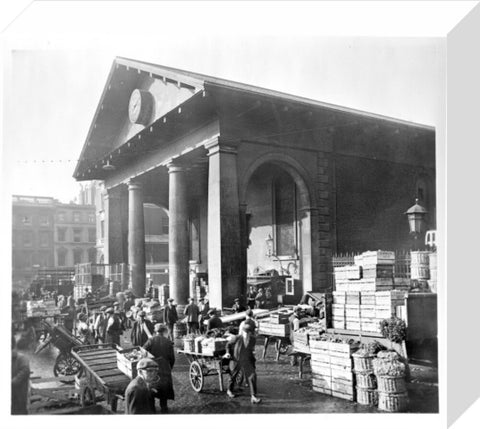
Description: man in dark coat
184,297,200,334
143,324,175,413
198,298,210,334
105,307,123,346
232,298,246,313
124,358,158,414
246,286,256,309
12,336,30,414
163,298,178,341
225,324,261,404
206,309,223,331
131,311,154,346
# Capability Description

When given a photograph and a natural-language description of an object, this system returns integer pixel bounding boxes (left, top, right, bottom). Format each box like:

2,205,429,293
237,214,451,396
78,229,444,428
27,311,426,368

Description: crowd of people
12,284,284,414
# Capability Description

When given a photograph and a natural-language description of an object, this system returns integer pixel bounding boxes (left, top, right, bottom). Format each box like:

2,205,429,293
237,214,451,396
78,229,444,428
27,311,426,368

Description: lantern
404,198,428,236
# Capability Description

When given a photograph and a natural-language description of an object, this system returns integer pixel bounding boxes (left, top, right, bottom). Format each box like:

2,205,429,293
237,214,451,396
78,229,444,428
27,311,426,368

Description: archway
240,154,316,303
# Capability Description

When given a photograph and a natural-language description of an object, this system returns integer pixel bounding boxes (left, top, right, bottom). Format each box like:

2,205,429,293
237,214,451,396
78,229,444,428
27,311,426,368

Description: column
168,163,190,304
104,186,125,265
207,138,243,308
128,180,146,297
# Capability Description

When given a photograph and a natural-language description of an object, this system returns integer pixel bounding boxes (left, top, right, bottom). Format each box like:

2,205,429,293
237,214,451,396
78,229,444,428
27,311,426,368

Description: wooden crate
258,322,290,337
332,319,345,329
360,292,376,305
332,378,355,395
346,321,361,331
375,307,395,319
312,385,332,395
311,374,332,389
360,305,375,318
346,292,361,305
332,292,346,304
310,351,330,364
309,338,330,352
328,341,359,355
332,390,355,401
360,251,395,265
329,355,353,368
311,362,332,376
269,313,290,324
331,368,354,381
116,347,153,379
345,305,361,318
362,265,394,279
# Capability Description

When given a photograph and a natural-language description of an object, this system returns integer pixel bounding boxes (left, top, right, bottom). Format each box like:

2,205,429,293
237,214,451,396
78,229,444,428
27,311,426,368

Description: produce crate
360,250,395,266
359,305,375,318
312,385,332,395
309,338,330,352
334,265,362,280
117,347,153,379
346,320,361,331
360,292,376,305
332,292,346,304
258,322,290,337
328,341,360,356
331,367,354,382
378,392,409,412
182,338,195,353
332,319,345,329
375,307,395,319
310,350,330,364
269,313,290,324
362,265,394,279
332,390,355,401
332,378,354,395
356,387,378,406
346,292,361,305
293,343,310,354
311,361,332,376
360,320,382,333
345,305,361,318
311,374,332,389
200,338,227,356
377,375,407,393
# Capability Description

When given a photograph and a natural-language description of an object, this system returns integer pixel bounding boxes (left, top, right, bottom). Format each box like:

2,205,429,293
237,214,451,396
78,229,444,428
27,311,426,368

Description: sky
1,1,473,203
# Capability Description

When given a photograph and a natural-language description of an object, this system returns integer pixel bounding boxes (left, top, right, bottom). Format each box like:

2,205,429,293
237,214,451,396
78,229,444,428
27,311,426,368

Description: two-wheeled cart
178,350,233,393
71,343,130,411
35,320,84,377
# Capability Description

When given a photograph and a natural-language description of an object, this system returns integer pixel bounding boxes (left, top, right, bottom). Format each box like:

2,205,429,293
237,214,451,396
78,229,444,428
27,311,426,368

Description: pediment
74,58,204,178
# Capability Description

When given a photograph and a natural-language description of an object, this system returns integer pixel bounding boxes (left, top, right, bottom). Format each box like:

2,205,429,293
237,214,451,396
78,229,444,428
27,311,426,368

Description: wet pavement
24,330,439,415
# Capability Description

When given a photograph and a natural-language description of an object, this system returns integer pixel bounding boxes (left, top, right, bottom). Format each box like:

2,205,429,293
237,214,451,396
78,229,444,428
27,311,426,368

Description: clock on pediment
128,89,155,125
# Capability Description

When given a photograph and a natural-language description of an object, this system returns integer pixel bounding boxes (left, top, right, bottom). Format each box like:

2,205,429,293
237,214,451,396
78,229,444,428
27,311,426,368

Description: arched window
273,174,297,257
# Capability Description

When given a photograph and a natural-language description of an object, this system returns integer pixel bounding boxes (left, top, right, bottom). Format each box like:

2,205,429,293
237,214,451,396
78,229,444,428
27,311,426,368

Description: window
73,228,82,243
39,231,49,247
73,212,81,222
23,231,33,247
88,228,96,242
57,249,67,266
57,227,67,242
39,215,49,226
73,248,83,265
88,247,97,263
273,175,297,257
162,215,169,235
22,215,32,225
57,212,66,222
88,213,95,223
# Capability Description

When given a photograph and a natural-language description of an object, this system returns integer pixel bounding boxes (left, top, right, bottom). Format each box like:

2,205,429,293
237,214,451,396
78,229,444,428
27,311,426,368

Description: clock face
128,89,154,125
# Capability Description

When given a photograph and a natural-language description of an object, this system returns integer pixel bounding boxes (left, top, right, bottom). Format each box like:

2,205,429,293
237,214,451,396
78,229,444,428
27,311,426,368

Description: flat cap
137,358,158,370
99,305,107,311
105,307,114,314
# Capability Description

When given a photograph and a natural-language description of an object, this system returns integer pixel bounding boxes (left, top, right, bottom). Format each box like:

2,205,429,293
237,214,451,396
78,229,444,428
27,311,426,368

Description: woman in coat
143,324,175,413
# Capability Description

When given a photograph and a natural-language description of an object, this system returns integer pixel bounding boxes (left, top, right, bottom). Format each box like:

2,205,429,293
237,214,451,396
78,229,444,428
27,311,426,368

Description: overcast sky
2,1,474,203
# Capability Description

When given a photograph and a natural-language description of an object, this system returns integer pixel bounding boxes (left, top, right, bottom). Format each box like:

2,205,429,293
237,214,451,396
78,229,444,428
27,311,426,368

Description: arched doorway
241,156,315,304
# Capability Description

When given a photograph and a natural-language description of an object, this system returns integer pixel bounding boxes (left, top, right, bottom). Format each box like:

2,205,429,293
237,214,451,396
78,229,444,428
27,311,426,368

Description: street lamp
404,198,428,249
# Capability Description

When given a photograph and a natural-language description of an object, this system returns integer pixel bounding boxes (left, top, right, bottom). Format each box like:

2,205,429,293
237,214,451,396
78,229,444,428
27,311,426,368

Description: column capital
205,137,239,157
128,180,142,191
167,162,188,174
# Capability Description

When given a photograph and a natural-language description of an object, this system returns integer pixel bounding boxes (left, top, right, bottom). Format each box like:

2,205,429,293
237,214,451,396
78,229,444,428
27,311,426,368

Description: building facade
73,58,436,307
12,195,96,289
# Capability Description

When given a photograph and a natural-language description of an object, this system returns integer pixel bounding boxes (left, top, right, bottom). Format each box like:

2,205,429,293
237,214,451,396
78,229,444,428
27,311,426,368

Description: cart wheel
189,361,204,392
53,352,83,377
80,385,96,407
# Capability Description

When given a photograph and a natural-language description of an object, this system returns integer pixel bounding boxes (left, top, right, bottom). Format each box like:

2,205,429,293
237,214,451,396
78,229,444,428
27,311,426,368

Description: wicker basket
377,375,406,393
355,371,377,389
353,355,374,372
356,387,378,406
378,392,409,412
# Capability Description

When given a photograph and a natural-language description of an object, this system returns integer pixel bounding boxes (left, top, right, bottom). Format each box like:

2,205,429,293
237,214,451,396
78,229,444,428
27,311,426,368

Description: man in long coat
163,299,178,341
184,297,200,334
130,311,154,346
143,324,175,413
124,358,158,414
225,324,261,404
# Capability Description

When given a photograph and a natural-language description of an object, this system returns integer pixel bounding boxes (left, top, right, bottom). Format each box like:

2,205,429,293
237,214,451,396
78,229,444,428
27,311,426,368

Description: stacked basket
373,351,409,412
352,348,378,406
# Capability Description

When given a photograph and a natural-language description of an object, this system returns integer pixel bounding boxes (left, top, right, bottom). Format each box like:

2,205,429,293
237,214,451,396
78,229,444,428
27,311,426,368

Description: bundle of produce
379,317,407,345
117,346,153,378
373,351,406,377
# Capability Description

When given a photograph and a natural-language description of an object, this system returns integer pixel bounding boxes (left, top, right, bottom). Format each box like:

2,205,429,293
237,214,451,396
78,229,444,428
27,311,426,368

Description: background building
12,194,96,289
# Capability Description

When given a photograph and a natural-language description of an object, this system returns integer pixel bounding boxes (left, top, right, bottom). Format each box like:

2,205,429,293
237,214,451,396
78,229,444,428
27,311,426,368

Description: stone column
128,180,146,297
103,187,124,265
168,163,190,305
206,138,243,308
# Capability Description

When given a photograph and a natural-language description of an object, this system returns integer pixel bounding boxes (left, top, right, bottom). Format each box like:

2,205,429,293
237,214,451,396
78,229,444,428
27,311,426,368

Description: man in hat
131,310,154,347
105,307,123,346
124,358,158,414
206,309,223,331
246,285,256,310
224,324,261,404
143,324,175,413
184,297,200,335
198,297,210,334
163,298,178,341
94,305,108,343
232,298,246,313
239,309,257,334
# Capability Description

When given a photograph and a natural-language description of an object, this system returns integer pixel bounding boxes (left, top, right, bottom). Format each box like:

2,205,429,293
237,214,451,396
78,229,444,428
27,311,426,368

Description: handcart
178,349,233,393
71,343,130,411
258,333,291,361
35,320,84,377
